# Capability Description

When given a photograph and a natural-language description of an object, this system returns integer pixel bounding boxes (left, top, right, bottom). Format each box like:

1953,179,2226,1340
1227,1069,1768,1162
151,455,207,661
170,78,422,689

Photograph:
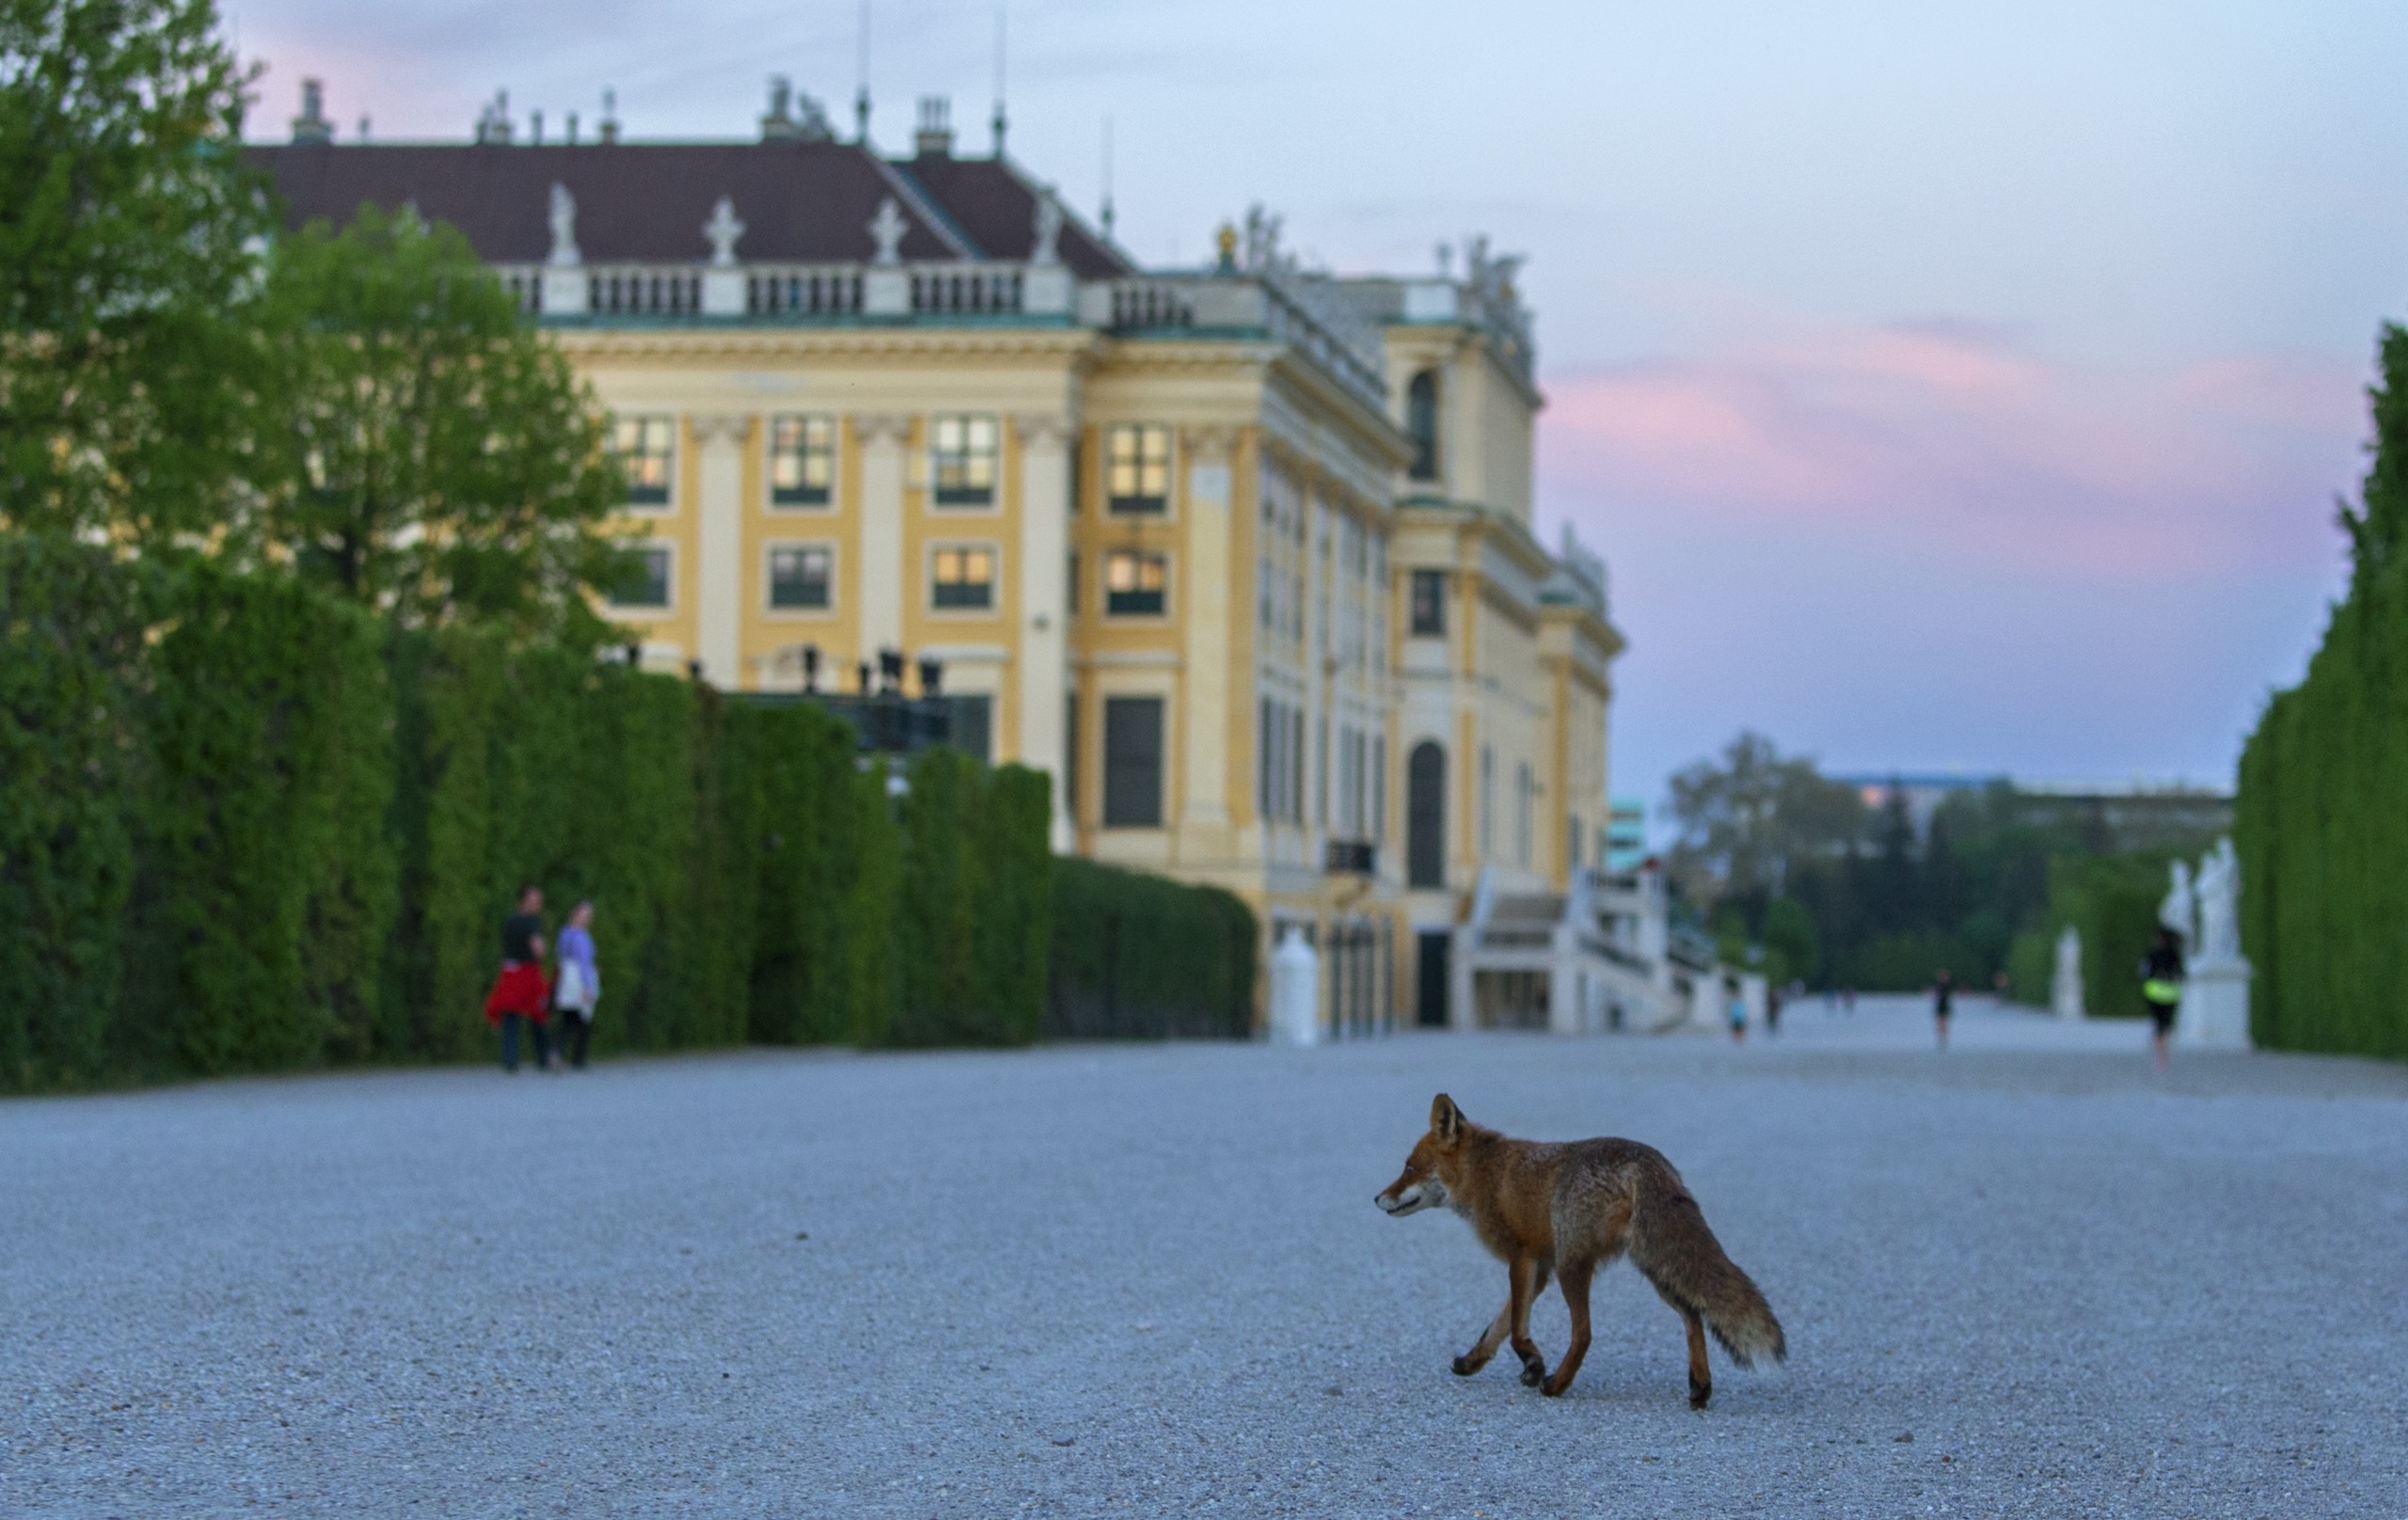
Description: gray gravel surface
6,997,2406,1517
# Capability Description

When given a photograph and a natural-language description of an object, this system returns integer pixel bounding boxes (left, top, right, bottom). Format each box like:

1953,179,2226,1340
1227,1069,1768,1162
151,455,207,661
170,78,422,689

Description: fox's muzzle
1374,1179,1447,1216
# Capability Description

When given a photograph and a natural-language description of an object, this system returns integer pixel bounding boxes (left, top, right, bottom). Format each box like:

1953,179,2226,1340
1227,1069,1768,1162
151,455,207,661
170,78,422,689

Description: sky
229,0,2406,815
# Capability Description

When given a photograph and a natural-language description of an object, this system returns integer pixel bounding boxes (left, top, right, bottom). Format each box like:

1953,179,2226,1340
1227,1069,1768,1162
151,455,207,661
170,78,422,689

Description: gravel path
6,997,2405,1517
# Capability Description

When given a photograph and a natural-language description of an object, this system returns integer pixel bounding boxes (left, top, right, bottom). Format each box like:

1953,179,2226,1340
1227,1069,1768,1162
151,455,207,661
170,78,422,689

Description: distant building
1835,771,2232,850
249,77,1624,1033
1607,799,1647,871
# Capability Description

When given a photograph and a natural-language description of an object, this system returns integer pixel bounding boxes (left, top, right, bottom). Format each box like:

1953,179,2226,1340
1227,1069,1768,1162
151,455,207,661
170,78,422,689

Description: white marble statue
2160,859,2196,949
546,182,579,267
2194,837,2241,966
868,198,907,265
2051,926,2084,1021
1031,190,1063,266
702,197,745,266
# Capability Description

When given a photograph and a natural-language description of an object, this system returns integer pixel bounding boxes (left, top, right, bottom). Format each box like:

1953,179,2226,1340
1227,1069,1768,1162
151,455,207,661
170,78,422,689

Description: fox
1374,1093,1785,1406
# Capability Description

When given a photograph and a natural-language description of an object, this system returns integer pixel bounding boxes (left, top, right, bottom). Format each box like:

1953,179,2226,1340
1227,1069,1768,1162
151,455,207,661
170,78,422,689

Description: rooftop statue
546,182,579,268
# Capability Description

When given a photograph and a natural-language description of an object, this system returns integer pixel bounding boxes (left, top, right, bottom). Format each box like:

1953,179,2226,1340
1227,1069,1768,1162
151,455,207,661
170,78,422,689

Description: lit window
1105,423,1170,514
1104,549,1167,616
610,546,673,609
768,416,833,507
931,415,997,506
614,417,675,506
768,546,832,610
932,546,995,609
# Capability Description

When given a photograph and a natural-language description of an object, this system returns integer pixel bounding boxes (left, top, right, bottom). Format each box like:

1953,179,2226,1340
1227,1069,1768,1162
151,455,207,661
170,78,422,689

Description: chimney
913,95,952,158
598,88,619,146
291,78,332,145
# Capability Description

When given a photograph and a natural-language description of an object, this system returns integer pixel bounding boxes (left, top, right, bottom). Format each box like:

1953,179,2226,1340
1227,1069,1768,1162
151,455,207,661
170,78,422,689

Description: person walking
1765,983,1782,1037
554,900,600,1069
483,885,552,1073
1931,968,1956,1052
1725,977,1747,1045
2140,927,2184,1071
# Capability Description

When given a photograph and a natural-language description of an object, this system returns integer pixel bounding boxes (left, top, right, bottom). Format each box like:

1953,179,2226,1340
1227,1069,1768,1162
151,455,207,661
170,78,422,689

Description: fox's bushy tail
1627,1167,1786,1368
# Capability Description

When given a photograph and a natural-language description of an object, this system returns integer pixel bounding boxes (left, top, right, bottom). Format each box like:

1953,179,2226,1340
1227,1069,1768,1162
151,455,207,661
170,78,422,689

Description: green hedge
0,538,150,1089
1045,858,1258,1039
2235,333,2408,1059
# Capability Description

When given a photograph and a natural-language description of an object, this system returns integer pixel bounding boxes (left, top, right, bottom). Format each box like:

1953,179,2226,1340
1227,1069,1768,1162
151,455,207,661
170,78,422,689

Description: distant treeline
1667,736,2217,1010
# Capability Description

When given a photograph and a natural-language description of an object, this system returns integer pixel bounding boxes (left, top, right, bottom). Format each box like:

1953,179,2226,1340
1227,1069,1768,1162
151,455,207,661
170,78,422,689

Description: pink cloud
1541,320,2364,581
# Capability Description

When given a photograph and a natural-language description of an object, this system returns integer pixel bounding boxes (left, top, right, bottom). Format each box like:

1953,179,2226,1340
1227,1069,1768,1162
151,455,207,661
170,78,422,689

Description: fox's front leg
1506,1256,1551,1386
1452,1300,1513,1376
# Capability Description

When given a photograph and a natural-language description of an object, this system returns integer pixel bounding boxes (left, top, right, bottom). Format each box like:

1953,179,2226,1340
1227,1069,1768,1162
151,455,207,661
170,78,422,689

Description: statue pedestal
2177,959,2253,1051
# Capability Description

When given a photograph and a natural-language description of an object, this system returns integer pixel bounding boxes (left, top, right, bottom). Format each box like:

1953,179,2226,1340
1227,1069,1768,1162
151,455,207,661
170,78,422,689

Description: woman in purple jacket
553,901,601,1069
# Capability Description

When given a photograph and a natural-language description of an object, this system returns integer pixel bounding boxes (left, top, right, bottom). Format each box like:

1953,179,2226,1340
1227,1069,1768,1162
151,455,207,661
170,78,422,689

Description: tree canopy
1666,730,1863,908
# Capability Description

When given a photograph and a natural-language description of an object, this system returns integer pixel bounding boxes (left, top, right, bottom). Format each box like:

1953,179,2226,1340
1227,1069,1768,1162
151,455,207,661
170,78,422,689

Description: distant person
1842,986,1857,1014
483,885,552,1073
1765,984,1782,1037
1725,979,1747,1044
1931,969,1956,1052
554,900,600,1069
2140,927,2184,1071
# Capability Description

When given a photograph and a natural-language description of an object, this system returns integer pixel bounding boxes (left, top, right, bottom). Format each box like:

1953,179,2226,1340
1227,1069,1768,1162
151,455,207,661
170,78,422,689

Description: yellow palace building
255,80,1624,1030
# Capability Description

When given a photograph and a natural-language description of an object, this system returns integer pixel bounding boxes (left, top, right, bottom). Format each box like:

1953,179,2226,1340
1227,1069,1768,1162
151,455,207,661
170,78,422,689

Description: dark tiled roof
894,152,1128,279
249,140,988,265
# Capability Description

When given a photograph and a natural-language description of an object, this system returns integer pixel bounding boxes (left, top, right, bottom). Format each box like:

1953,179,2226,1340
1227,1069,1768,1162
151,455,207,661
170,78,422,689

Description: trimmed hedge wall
0,545,1090,1090
2234,338,2408,1060
1046,859,1259,1039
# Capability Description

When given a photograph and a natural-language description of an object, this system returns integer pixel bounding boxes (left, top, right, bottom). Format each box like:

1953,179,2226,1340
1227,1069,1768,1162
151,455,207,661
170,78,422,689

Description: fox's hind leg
1679,1304,1711,1408
1508,1256,1551,1387
1540,1259,1595,1398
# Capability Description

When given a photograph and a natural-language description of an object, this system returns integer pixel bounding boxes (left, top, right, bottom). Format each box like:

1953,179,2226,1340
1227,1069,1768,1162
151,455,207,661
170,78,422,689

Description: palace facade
253,80,1624,1031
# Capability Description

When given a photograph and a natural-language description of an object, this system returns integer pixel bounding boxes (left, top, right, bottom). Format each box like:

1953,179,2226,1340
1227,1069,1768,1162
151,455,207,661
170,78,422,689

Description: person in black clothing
483,885,552,1073
2141,927,2184,1071
1931,968,1955,1052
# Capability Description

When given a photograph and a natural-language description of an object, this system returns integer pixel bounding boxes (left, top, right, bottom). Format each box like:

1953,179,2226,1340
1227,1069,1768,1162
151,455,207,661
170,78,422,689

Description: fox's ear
1430,1093,1465,1143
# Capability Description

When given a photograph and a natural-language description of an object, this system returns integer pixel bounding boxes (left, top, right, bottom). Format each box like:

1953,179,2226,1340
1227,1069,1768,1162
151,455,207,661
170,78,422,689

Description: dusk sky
230,0,2403,815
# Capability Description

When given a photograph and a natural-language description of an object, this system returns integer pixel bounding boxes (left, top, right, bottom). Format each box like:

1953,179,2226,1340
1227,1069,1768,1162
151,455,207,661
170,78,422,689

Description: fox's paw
1450,1354,1482,1377
1687,1375,1712,1410
1518,1354,1547,1388
1541,1371,1573,1398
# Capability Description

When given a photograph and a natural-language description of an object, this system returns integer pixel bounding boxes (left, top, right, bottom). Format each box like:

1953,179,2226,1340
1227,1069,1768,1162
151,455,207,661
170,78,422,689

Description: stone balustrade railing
490,259,1384,406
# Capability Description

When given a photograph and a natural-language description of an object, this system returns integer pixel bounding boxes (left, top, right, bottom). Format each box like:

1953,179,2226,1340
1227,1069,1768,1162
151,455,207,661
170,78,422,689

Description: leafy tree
239,207,630,641
1666,731,1864,910
1762,895,1819,985
0,0,265,540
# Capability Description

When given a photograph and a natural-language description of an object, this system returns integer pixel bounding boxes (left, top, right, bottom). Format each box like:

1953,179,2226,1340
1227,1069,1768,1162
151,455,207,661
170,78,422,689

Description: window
1479,745,1495,857
931,415,998,506
1569,813,1583,870
1105,423,1170,514
1406,370,1439,483
1102,696,1164,829
614,417,675,506
948,695,992,762
1372,735,1386,844
1407,741,1446,888
1104,549,1167,616
610,545,673,609
1515,761,1533,866
1410,569,1447,637
932,546,995,610
768,415,834,506
1065,693,1081,821
767,545,832,610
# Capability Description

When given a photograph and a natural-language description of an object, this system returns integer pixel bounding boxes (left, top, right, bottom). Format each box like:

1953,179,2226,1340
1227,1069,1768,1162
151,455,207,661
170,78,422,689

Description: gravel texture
6,995,2406,1517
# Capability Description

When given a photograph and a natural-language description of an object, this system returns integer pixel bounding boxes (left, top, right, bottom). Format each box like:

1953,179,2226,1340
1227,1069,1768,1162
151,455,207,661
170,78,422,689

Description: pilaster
855,414,911,661
1179,426,1239,848
692,414,751,687
1015,414,1074,849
